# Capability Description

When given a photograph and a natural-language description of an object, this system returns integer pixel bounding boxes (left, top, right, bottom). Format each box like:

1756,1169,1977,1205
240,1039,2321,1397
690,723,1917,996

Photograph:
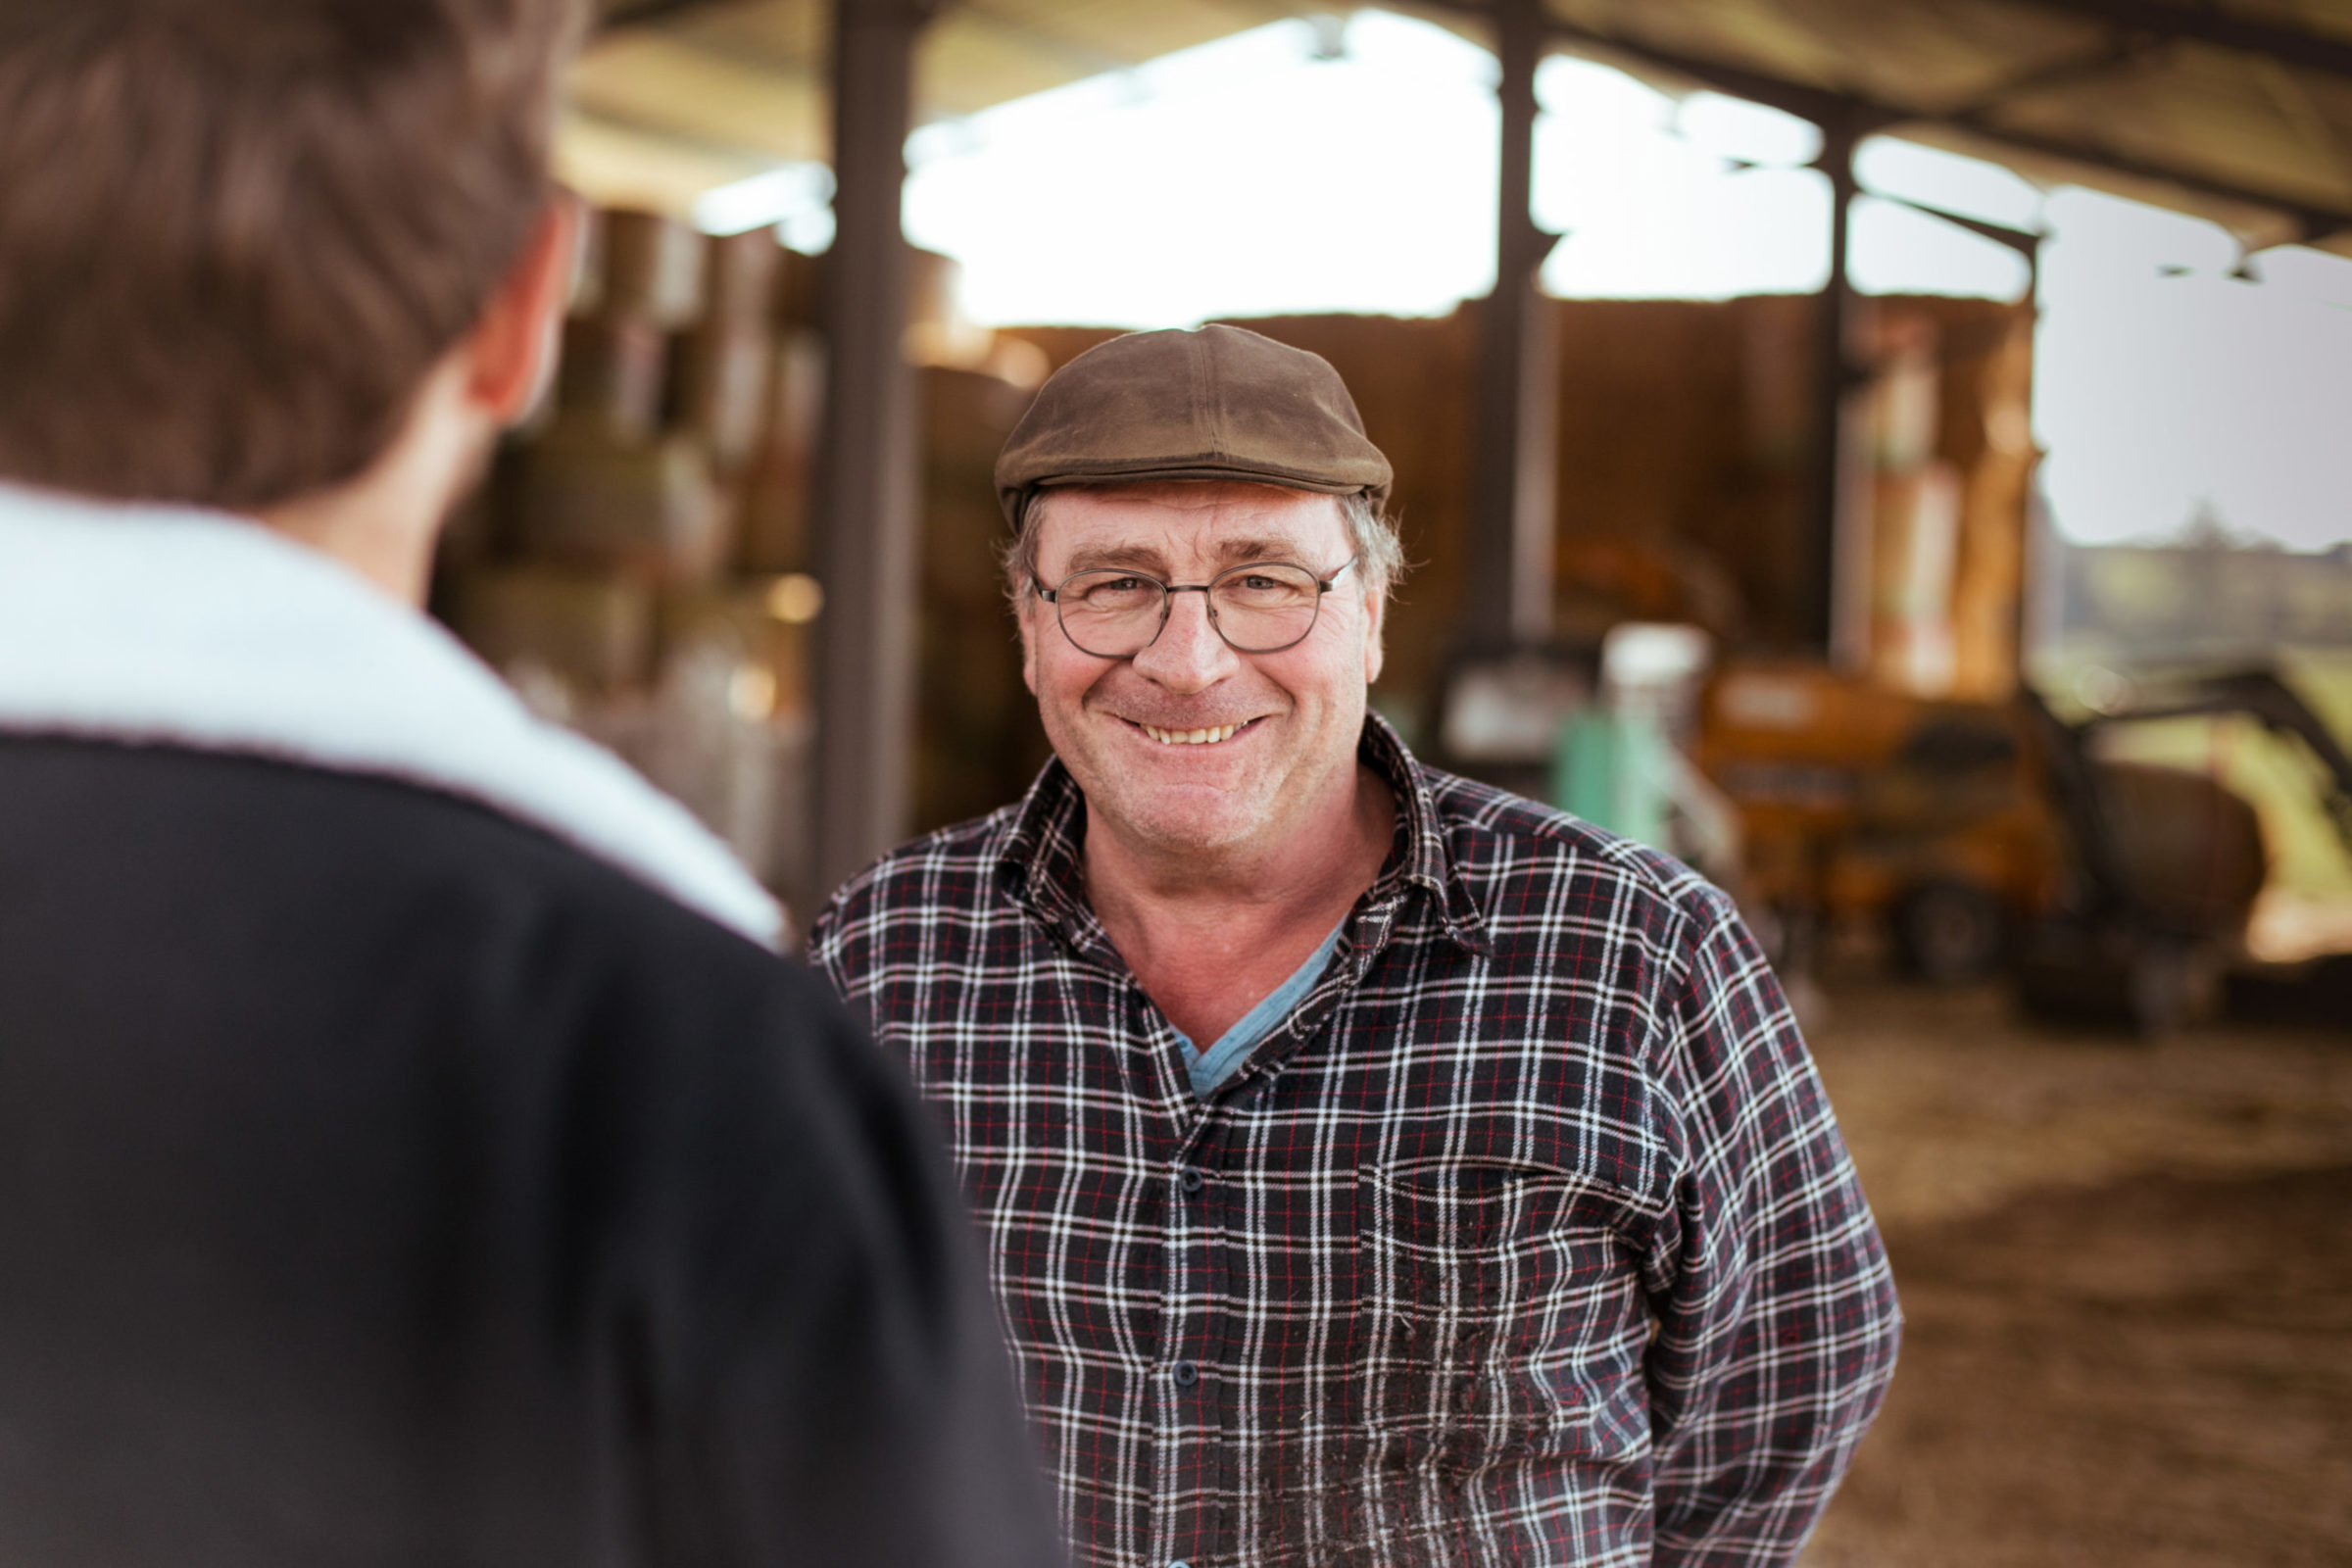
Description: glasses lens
1210,564,1322,652
1055,570,1165,657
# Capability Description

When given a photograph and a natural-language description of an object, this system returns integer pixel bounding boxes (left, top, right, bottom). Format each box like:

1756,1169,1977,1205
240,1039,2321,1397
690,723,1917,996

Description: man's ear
465,195,581,425
1361,582,1386,687
1018,590,1042,696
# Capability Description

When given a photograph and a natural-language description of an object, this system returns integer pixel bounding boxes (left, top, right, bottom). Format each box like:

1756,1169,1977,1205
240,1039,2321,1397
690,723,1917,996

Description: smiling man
811,324,1900,1568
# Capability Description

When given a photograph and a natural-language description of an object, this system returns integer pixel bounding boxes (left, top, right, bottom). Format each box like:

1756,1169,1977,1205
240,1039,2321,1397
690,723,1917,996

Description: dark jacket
0,487,1060,1568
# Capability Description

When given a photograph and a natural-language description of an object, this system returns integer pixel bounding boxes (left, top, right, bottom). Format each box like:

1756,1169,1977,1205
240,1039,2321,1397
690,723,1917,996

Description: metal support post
1807,121,1873,665
808,0,930,908
1465,0,1560,650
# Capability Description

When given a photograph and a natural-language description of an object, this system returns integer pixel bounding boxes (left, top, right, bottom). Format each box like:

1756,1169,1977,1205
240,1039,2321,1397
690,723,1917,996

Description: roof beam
591,18,822,81
567,105,783,173
954,0,1135,79
1535,15,1869,127
1995,0,2352,82
1891,195,2042,259
1519,10,2352,239
595,0,2352,240
1942,111,2352,239
1946,35,2157,118
598,0,751,32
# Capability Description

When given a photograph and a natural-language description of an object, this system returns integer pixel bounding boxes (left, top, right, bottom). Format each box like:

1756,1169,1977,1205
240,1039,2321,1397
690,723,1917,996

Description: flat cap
995,324,1393,523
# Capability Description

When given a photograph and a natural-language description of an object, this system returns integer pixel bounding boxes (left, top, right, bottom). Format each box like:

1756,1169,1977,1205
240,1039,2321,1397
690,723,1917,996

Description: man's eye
1071,574,1157,605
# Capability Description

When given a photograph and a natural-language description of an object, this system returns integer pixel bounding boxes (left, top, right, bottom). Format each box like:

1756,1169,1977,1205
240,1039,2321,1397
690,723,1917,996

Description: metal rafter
1945,33,2159,117
599,0,750,31
1894,196,2042,258
593,17,822,78
2244,52,2352,189
954,0,1135,80
567,104,787,172
1994,0,2352,81
1943,111,2352,238
1498,9,2352,238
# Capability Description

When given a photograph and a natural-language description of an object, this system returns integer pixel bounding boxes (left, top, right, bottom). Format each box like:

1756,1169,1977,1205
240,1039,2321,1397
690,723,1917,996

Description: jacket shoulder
0,735,798,1009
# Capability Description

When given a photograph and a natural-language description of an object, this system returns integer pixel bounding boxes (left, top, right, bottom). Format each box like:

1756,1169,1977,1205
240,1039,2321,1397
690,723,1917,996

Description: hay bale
736,329,824,573
555,317,666,441
446,565,655,695
600,209,705,327
703,227,783,334
673,320,772,475
514,419,729,582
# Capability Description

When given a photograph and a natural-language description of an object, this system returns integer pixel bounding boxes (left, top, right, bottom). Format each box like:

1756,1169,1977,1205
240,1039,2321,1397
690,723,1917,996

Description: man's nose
1131,587,1237,691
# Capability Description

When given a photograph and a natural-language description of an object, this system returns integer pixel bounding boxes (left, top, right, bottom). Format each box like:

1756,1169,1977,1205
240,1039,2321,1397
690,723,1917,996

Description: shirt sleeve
1641,894,1900,1565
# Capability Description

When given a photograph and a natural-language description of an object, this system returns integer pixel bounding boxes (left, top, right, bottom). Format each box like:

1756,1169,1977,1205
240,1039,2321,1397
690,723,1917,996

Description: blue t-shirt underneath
1171,919,1348,1098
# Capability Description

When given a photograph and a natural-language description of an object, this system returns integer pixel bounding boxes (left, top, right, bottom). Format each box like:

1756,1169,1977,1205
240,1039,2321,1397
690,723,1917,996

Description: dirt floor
1795,981,2352,1567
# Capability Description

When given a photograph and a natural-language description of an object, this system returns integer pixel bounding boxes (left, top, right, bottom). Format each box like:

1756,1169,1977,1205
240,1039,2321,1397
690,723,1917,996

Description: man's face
1019,482,1384,860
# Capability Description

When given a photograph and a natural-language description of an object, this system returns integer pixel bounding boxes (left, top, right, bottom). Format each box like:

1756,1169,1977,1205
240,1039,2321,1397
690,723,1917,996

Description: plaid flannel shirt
811,715,1898,1568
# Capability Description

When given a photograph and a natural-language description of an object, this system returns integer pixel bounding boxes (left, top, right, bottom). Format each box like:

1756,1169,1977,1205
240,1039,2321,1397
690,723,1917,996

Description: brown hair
0,0,582,511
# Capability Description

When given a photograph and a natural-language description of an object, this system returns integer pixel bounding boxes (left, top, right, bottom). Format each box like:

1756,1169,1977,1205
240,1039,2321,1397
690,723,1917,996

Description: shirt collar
991,709,1491,959
0,482,784,949
1355,710,1492,956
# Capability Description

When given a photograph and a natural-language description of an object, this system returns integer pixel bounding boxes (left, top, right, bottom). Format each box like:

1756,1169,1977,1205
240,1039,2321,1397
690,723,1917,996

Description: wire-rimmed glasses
1033,557,1360,659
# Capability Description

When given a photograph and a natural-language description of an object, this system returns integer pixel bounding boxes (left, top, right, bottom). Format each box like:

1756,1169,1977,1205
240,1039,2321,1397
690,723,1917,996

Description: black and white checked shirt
811,715,1898,1568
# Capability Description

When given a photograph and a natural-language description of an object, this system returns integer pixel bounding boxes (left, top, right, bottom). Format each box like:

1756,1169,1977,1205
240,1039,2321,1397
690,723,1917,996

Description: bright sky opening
703,9,2352,555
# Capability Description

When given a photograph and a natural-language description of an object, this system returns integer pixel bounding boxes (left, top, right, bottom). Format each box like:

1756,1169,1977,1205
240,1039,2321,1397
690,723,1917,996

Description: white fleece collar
0,483,783,949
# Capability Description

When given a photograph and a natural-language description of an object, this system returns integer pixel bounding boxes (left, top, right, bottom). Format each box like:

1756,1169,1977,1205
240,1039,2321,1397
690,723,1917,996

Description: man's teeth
1140,721,1244,746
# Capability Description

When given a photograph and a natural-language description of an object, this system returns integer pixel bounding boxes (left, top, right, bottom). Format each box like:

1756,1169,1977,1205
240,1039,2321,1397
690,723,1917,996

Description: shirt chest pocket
1354,1162,1646,1472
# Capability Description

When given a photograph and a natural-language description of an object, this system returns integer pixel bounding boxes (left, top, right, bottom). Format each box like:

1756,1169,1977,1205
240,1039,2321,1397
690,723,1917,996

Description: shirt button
1169,1561,1193,1568
1178,1166,1205,1195
1172,1359,1200,1387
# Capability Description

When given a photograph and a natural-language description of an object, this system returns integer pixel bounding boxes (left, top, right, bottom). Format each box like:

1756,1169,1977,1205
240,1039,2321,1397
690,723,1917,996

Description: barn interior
429,0,2352,1556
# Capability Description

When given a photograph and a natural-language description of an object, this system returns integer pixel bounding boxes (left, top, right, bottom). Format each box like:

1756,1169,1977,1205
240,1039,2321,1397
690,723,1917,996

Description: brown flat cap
995,324,1393,523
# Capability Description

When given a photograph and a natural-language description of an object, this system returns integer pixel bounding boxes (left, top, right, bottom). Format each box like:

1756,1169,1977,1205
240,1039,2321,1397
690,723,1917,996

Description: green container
1553,710,1674,853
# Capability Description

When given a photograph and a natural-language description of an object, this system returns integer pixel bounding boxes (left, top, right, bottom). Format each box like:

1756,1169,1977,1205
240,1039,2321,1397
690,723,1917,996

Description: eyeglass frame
1029,556,1362,659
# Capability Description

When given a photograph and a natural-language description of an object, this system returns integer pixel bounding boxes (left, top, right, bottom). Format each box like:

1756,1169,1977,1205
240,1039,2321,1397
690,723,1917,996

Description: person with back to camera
0,4,1061,1564
811,324,1902,1566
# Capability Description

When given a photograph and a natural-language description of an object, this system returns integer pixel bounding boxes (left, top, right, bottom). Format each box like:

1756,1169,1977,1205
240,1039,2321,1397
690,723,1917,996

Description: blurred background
430,0,2352,1556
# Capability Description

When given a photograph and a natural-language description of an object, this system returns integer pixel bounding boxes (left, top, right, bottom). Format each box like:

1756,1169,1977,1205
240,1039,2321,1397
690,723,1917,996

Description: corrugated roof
565,0,2352,254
